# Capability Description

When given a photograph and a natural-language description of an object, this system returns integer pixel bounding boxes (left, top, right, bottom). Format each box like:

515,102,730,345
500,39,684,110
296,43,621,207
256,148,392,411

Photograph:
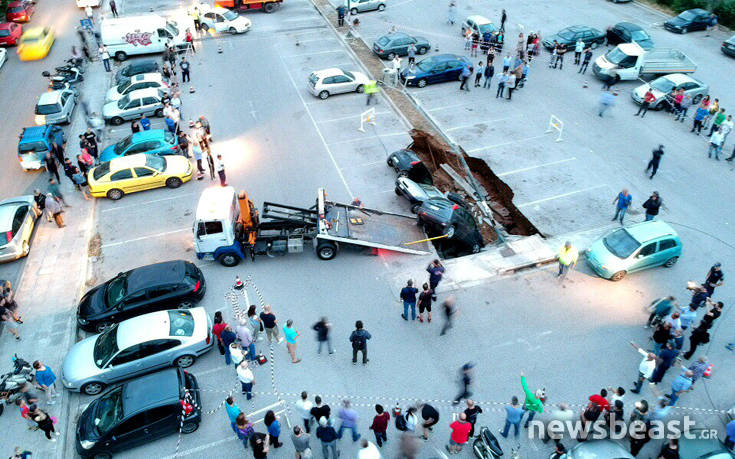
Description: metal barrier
545,114,564,142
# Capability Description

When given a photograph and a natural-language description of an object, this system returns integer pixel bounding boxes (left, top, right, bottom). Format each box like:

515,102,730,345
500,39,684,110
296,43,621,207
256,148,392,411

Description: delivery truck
100,14,188,61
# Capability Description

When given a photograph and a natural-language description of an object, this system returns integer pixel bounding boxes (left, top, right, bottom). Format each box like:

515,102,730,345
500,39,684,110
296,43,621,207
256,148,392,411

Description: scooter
473,426,504,458
0,354,34,417
44,67,83,82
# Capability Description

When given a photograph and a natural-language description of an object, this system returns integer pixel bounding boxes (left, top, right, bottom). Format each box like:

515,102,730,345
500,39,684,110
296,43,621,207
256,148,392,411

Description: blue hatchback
99,130,179,163
586,220,682,281
400,54,472,88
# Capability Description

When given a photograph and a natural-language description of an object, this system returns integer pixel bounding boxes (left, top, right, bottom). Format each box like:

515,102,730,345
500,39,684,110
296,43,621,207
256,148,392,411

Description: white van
100,15,187,61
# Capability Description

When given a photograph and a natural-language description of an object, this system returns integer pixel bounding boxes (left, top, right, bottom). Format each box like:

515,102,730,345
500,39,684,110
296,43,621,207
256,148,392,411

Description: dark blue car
400,54,472,88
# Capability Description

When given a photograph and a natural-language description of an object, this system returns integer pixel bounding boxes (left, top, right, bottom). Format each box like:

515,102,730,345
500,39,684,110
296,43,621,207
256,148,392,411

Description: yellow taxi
88,153,193,200
17,26,54,61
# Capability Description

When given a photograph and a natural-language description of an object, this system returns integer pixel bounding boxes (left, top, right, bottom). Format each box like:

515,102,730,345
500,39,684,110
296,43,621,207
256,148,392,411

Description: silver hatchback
346,0,386,14
61,308,213,395
34,88,77,126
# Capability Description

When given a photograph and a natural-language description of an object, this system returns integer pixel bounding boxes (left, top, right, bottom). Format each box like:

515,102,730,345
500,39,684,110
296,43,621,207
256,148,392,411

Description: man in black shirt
463,399,483,437
419,403,439,440
642,192,662,221
250,432,270,458
646,145,664,179
704,263,724,296
310,395,331,424
259,305,281,343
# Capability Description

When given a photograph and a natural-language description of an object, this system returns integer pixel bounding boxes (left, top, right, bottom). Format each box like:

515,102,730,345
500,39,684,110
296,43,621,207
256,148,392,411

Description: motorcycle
473,426,505,458
43,70,83,90
0,354,34,417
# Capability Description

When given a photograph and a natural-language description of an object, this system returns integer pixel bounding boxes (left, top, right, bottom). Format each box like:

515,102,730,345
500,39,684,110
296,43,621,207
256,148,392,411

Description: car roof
128,60,158,70
20,126,49,142
124,87,162,99
116,307,204,349
615,22,644,31
107,153,153,170
430,53,463,62
21,27,45,38
125,259,186,292
685,8,709,14
128,129,166,142
37,91,63,105
618,42,645,55
570,439,634,458
382,32,410,40
0,199,29,231
314,68,348,78
122,368,181,414
128,73,164,84
625,220,678,243
661,73,695,85
467,15,491,24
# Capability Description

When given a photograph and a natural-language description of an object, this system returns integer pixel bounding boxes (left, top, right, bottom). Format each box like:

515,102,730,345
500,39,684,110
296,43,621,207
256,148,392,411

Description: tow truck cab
193,186,245,266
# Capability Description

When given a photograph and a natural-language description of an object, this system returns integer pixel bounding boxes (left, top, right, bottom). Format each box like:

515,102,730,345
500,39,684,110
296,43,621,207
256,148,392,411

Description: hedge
649,0,735,30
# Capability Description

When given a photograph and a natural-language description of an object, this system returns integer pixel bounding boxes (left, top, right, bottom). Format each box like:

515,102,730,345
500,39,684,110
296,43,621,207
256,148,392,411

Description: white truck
592,43,696,82
100,14,188,61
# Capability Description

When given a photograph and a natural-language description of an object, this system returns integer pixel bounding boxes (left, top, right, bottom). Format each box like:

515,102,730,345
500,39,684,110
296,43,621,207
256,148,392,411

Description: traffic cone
704,363,713,378
234,276,244,290
582,81,588,88
189,86,195,93
218,45,223,54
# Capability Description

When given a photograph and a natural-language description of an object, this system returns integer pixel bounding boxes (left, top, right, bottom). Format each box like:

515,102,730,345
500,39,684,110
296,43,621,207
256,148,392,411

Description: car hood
78,285,110,319
62,335,104,384
102,101,119,118
587,238,624,269
666,17,687,27
105,87,124,102
99,144,118,162
164,156,193,176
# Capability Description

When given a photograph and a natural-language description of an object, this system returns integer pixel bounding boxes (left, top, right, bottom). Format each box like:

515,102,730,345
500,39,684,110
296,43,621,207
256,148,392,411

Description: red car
0,22,22,46
5,1,34,23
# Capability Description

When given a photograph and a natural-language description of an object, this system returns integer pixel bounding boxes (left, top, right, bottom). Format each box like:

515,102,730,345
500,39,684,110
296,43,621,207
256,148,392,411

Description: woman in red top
212,311,228,355
185,28,195,53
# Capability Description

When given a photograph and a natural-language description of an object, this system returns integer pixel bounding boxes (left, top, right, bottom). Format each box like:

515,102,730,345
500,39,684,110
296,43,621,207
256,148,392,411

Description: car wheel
106,189,124,200
166,177,182,188
471,243,481,254
110,116,124,126
114,51,127,61
411,203,421,214
181,421,199,434
664,256,679,268
21,240,30,256
387,52,396,60
394,187,402,196
445,225,456,238
692,94,703,104
263,2,276,13
319,90,329,100
417,78,427,88
350,7,357,14
178,300,194,309
378,3,385,10
154,108,164,117
217,253,240,267
82,381,106,396
316,241,338,260
681,27,688,34
590,41,599,49
610,271,626,281
201,23,209,32
174,355,196,368
95,322,112,333
418,47,428,55
355,84,364,93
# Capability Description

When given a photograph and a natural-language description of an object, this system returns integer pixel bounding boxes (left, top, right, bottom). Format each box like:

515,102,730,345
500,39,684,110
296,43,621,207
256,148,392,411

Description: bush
715,2,735,26
671,0,708,13
653,0,735,29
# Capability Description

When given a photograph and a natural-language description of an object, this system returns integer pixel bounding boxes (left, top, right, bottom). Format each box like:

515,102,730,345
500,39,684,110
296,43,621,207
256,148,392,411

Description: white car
105,72,169,102
631,73,708,110
0,196,37,263
308,68,369,100
0,49,7,71
200,6,251,34
102,87,166,125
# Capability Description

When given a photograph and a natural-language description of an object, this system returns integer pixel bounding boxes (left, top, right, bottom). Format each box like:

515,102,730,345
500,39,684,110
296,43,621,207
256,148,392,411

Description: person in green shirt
710,108,727,137
520,371,544,428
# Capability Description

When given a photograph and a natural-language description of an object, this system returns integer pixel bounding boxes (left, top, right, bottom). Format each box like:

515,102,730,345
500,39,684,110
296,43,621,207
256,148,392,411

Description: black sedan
400,53,472,88
77,260,206,332
606,22,654,50
543,25,606,50
114,59,160,84
387,148,433,185
373,32,430,60
664,8,712,34
722,35,735,57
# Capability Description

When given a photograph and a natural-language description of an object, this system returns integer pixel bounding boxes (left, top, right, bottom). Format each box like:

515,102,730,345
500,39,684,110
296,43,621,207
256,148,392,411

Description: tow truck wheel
264,2,276,13
317,242,338,260
218,253,240,267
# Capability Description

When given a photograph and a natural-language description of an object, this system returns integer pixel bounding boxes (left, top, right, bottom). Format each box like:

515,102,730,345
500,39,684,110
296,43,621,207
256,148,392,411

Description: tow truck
214,0,282,13
193,187,433,266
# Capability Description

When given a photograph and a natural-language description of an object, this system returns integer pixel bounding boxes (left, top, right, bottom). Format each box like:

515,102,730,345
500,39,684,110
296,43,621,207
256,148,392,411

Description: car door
395,37,409,55
652,238,679,266
146,284,179,310
331,74,354,94
144,405,180,440
117,288,149,320
110,413,149,451
138,339,182,368
446,60,462,81
202,12,215,30
123,98,143,119
12,205,33,246
133,167,161,191
141,96,161,116
628,242,658,272
104,343,146,382
695,13,709,30
214,13,228,32
108,168,135,193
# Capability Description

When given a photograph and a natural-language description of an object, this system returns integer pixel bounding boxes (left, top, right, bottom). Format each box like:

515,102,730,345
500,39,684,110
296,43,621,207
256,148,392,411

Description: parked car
0,22,22,46
102,88,166,125
76,260,206,333
63,308,212,395
679,430,735,459
460,15,497,37
586,220,682,281
307,68,369,100
722,35,735,58
386,148,433,184
200,5,251,33
88,153,193,200
99,130,178,163
373,32,430,60
75,368,201,457
0,195,37,263
606,22,654,50
395,176,444,213
543,25,605,49
17,26,54,61
607,0,632,3
345,0,385,15
564,439,634,459
17,124,65,170
632,73,708,110
34,88,77,126
105,73,169,102
400,53,472,88
5,1,34,23
417,197,484,254
114,59,160,84
664,8,711,34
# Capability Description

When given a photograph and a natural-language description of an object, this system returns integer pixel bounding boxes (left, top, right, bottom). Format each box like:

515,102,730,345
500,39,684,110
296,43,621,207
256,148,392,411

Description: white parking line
426,101,472,112
319,111,391,123
516,185,608,208
100,192,196,213
282,49,346,58
467,133,551,153
100,227,191,249
327,131,406,146
355,160,387,167
497,157,577,177
445,115,524,132
294,37,338,44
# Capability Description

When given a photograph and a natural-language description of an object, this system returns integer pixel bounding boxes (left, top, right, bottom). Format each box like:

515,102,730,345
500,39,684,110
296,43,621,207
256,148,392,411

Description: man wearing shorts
420,403,439,440
447,413,472,454
418,283,433,323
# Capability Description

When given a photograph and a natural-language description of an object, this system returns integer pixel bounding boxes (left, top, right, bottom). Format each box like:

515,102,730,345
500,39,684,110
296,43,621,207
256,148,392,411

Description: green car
586,220,682,281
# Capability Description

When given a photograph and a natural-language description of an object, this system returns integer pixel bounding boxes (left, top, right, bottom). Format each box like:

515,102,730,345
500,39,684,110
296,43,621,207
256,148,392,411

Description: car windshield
92,162,111,181
114,136,133,155
605,47,631,65
166,21,179,36
117,95,130,109
35,103,60,115
650,77,676,93
631,30,650,41
223,9,238,20
678,11,696,21
115,80,133,95
557,29,575,40
416,58,437,72
602,228,641,258
169,310,195,337
93,325,119,367
92,387,124,436
146,154,166,172
18,141,48,153
340,69,354,79
377,36,390,46
20,35,39,44
478,23,495,34
105,274,127,306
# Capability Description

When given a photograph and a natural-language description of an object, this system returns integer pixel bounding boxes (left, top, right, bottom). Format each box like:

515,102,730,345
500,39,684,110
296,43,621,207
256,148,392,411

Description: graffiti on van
124,31,153,46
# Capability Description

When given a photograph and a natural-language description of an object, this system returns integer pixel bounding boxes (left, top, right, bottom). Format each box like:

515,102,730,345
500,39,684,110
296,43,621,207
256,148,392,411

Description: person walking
316,416,339,458
265,410,283,448
312,316,334,354
645,145,664,179
439,296,456,336
578,47,593,74
499,396,523,438
283,319,301,364
180,57,191,83
44,193,64,228
427,259,445,299
667,370,693,406
506,72,516,100
417,283,432,323
50,141,65,165
192,142,204,180
407,43,416,66
400,279,418,321
447,0,457,25
557,241,578,281
635,89,656,117
499,8,506,32
349,320,371,365
214,154,227,186
474,61,483,87
446,413,472,454
212,311,228,355
99,45,110,72
295,391,314,433
29,405,59,441
236,319,257,362
496,71,508,98
459,64,471,92
44,152,60,183
706,12,718,36
649,341,677,385
483,60,494,89
185,28,195,53
310,395,331,425
692,104,708,134
225,396,241,433
109,0,118,17
369,404,390,447
555,43,566,69
708,128,725,160
337,400,360,442
598,89,615,117
235,413,255,449
683,323,711,360
611,189,632,224
291,426,311,459
519,372,544,428
709,108,727,136
365,80,379,106
463,399,482,438
642,191,662,221
32,361,59,404
502,53,511,73
453,362,474,404
574,38,584,65
260,305,282,344
676,93,692,122
720,114,733,145
237,360,255,400
336,4,345,26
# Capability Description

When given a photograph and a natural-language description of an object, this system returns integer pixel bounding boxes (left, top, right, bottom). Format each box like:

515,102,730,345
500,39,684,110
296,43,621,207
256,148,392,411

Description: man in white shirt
237,360,255,400
630,341,657,394
295,391,314,433
357,438,381,459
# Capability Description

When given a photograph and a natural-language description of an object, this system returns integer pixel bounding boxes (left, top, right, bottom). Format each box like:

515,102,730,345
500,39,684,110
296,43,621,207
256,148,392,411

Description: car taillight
5,231,12,241
193,281,201,293
452,204,459,210
206,330,211,345
171,145,178,150
378,48,383,53
18,156,23,162
410,160,420,165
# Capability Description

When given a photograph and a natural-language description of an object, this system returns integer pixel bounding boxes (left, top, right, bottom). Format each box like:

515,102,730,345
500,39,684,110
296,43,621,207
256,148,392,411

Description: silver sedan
631,73,708,110
0,196,38,263
61,307,213,395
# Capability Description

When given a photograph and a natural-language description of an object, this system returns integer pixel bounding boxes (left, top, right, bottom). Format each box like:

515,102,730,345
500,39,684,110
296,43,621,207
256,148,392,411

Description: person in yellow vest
191,7,201,34
557,240,578,281
365,80,379,106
